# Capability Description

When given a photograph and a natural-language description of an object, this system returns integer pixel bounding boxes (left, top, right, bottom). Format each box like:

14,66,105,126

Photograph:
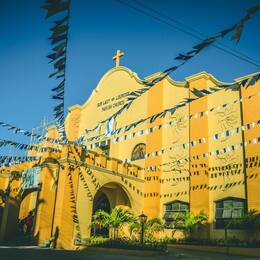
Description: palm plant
171,210,207,238
230,209,260,243
244,209,260,239
92,207,134,239
129,218,164,241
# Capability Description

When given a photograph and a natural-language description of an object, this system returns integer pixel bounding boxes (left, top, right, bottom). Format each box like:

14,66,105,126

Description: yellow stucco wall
0,66,259,248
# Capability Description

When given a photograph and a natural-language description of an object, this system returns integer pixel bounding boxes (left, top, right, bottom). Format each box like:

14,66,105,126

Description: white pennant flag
105,117,115,137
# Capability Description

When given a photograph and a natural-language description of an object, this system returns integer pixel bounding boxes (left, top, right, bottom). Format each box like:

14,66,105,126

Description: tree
129,218,164,241
171,211,208,238
92,207,134,239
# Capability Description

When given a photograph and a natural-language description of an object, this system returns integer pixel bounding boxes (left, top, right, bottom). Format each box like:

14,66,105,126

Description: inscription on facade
97,91,130,112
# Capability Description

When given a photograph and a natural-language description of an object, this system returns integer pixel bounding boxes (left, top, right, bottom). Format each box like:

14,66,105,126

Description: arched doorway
92,192,110,237
18,189,38,236
91,182,131,237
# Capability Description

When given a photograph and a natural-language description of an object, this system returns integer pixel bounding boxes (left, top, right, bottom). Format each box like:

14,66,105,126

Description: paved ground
0,246,258,260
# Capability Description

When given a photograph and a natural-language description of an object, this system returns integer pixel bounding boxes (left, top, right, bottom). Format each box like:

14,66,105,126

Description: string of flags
142,135,260,172
144,164,249,184
164,171,260,197
110,108,259,147
159,180,246,199
141,6,260,87
0,121,64,145
67,167,82,239
68,145,143,198
41,2,82,238
0,139,61,153
68,145,97,200
84,90,260,144
81,91,260,149
77,5,260,139
191,72,260,98
37,2,260,147
0,4,259,194
0,156,39,167
0,90,259,166
121,177,143,197
42,0,71,141
79,74,260,143
158,159,258,180
78,168,96,201
1,7,259,152
141,174,258,198
87,117,260,157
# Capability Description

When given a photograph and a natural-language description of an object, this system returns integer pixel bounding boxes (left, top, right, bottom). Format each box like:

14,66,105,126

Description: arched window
164,201,189,229
215,197,245,229
131,143,146,161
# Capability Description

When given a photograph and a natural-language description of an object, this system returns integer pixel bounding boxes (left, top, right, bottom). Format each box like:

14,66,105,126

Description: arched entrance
91,182,131,237
92,192,110,237
18,189,38,236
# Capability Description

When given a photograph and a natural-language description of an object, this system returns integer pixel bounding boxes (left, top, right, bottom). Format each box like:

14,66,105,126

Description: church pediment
72,66,145,138
81,66,143,111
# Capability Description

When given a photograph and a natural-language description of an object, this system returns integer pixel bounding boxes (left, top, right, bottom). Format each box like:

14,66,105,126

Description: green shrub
81,237,167,251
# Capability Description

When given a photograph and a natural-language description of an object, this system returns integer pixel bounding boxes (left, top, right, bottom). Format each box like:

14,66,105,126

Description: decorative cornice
185,71,233,86
234,71,260,82
144,72,187,88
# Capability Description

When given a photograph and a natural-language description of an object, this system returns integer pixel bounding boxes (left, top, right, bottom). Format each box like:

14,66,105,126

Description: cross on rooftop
112,49,124,67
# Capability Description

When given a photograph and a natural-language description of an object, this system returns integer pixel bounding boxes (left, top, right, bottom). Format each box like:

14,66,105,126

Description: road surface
0,246,258,260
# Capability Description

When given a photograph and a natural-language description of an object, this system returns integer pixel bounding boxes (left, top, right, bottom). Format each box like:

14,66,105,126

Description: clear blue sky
0,0,259,156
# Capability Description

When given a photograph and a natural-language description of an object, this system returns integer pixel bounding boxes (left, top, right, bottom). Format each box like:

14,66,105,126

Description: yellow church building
0,50,259,249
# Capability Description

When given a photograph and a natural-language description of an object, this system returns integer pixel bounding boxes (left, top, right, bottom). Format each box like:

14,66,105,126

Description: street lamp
138,213,147,244
223,218,232,260
223,214,242,260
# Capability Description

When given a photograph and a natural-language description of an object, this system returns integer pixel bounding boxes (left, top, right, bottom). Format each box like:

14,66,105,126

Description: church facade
0,53,259,249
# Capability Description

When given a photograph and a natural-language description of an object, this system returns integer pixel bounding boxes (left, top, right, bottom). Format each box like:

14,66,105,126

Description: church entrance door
92,192,110,237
